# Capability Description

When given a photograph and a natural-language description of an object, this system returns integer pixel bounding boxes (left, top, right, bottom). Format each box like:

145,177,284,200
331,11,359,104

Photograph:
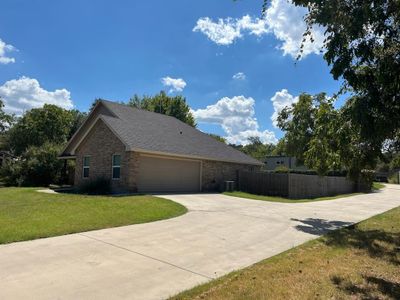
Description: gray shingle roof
97,100,263,165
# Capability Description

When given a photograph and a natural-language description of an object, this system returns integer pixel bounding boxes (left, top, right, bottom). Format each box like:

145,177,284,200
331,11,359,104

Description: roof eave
129,147,263,166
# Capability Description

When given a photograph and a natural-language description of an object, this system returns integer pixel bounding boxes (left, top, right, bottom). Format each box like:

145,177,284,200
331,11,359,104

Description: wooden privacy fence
237,171,356,199
237,171,289,197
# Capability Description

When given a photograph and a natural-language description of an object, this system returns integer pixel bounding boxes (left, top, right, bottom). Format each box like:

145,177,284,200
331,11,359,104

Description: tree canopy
128,91,196,127
265,0,400,154
277,92,379,179
0,98,15,134
7,104,75,155
207,133,227,144
230,137,276,162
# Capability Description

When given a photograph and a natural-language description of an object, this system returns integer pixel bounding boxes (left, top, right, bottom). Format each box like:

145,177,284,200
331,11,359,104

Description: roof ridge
99,99,189,123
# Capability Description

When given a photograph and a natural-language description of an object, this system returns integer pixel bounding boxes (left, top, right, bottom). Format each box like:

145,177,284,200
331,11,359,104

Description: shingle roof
92,100,262,165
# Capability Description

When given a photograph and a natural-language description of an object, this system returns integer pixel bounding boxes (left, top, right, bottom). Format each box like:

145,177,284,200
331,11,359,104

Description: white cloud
270,89,298,127
192,95,277,145
232,72,246,80
193,15,268,45
161,76,187,93
0,76,73,115
193,1,325,58
0,38,16,64
265,0,325,58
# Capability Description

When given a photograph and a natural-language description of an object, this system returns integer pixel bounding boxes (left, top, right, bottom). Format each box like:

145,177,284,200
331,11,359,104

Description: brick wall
75,119,131,192
126,152,140,192
201,160,259,191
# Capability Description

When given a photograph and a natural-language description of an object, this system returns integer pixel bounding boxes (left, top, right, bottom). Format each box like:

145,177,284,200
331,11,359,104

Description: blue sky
0,0,341,144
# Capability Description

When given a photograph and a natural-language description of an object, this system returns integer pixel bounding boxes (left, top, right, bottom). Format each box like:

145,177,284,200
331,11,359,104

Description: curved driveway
1,185,400,300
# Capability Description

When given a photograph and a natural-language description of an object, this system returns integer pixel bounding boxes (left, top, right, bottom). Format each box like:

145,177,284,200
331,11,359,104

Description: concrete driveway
1,185,400,300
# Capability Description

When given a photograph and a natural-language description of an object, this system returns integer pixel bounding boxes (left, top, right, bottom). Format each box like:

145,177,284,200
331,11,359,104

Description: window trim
112,154,121,180
82,155,90,179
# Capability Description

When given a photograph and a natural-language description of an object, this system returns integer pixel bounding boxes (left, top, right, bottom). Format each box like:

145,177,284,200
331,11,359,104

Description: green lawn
373,182,386,190
172,205,400,300
0,187,187,244
223,191,362,203
223,183,385,203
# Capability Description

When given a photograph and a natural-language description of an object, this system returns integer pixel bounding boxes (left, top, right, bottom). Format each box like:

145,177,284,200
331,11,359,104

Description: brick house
59,100,262,193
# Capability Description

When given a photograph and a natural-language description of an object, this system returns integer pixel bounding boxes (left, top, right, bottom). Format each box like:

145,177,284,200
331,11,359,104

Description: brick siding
75,119,130,192
201,160,259,191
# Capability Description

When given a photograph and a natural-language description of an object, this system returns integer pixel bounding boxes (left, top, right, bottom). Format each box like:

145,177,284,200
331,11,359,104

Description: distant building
264,155,308,171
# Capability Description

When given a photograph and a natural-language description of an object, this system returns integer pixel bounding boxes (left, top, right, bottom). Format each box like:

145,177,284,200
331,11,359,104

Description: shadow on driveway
291,218,353,236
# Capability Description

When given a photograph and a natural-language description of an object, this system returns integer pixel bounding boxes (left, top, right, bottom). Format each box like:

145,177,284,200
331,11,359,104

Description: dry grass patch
172,206,400,300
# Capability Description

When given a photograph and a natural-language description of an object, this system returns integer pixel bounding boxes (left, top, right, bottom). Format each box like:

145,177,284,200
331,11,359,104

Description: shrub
274,165,289,173
0,142,64,186
359,169,376,192
77,177,112,195
390,155,400,170
388,172,399,184
0,158,24,186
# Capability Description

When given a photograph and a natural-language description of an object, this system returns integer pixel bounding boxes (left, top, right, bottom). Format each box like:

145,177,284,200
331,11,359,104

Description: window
83,156,90,178
112,154,121,179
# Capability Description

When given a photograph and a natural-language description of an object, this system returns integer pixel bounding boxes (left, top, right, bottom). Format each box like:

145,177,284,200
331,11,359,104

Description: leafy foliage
128,91,196,127
207,133,227,144
277,93,377,180
0,142,64,186
390,155,400,170
230,137,276,162
274,165,289,173
264,0,400,165
0,104,85,186
0,98,15,134
277,93,315,163
7,104,75,155
68,109,87,139
277,93,342,174
360,169,376,191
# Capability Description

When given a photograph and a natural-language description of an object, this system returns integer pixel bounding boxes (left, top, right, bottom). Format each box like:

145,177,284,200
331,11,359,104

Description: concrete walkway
1,185,400,300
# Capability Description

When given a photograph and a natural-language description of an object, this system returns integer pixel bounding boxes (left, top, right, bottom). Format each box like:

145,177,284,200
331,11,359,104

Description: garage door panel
138,156,200,192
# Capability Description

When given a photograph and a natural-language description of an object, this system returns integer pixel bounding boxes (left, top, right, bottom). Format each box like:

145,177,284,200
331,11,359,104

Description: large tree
68,109,87,139
207,133,227,144
278,92,378,178
265,0,400,152
277,93,316,163
231,137,276,161
0,97,16,150
7,104,74,155
128,91,196,127
0,97,15,134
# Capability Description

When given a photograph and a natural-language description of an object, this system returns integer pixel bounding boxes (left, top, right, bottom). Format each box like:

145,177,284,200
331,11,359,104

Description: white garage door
137,155,201,192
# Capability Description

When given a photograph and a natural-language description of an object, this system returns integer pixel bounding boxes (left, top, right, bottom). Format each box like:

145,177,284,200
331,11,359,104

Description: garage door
137,155,201,192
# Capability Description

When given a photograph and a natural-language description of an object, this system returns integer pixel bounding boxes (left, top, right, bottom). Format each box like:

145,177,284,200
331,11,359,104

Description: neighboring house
59,100,262,193
264,155,308,171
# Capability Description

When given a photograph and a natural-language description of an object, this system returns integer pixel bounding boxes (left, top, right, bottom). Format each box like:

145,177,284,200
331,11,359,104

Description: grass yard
172,205,400,300
373,182,386,190
0,187,187,244
223,182,385,204
223,191,362,203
